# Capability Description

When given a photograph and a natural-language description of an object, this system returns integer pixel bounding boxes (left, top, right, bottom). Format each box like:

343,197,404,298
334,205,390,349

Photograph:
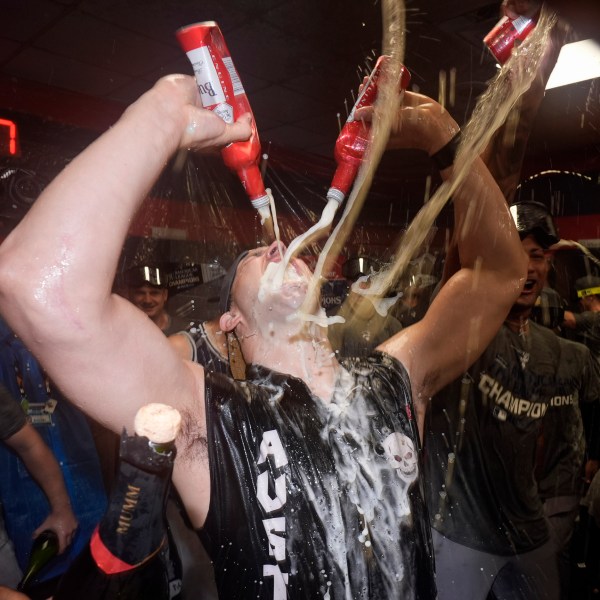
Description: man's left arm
376,93,527,430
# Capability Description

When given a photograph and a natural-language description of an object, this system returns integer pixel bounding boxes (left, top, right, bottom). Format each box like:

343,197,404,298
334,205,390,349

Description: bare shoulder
377,318,443,397
168,331,193,361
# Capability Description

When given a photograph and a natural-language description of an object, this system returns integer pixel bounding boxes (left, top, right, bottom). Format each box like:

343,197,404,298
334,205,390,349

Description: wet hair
219,251,249,315
509,201,559,249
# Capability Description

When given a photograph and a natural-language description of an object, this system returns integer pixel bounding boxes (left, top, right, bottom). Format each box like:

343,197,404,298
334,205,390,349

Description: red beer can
176,22,270,214
484,14,537,65
327,56,411,205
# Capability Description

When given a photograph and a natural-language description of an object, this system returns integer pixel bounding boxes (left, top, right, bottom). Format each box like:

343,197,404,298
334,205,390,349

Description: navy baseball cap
219,251,249,315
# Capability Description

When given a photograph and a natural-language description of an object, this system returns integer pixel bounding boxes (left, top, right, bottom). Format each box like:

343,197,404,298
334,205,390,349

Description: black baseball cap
575,275,600,298
509,201,559,249
124,265,167,288
219,251,249,315
342,256,380,281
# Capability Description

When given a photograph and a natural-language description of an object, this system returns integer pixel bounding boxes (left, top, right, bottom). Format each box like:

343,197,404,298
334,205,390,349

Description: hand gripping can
327,56,410,205
176,22,270,217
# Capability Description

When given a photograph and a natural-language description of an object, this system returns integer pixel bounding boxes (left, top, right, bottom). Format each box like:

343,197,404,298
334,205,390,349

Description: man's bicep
396,269,507,398
38,294,202,437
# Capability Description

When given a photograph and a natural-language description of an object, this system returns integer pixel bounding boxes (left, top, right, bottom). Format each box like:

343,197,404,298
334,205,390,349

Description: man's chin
514,293,538,311
258,283,318,318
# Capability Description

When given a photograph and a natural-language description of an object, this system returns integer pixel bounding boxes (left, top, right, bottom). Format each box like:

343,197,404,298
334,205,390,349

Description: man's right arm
0,76,249,437
481,2,568,202
0,586,28,600
563,310,600,332
0,76,250,526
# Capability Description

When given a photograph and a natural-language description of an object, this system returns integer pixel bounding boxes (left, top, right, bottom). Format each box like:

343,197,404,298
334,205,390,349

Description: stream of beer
269,2,558,323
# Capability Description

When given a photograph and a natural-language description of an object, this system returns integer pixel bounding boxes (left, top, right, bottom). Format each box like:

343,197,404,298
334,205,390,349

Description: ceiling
1,0,597,167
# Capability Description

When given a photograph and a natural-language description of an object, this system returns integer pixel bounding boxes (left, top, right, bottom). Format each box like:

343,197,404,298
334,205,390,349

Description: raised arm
5,422,78,553
480,1,568,202
0,75,251,437
376,93,527,427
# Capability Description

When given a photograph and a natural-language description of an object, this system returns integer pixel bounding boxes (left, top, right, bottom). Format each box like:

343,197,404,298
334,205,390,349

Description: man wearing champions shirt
425,201,600,600
0,74,526,598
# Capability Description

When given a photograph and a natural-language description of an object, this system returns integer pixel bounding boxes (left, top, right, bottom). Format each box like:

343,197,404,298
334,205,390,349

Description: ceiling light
546,39,600,89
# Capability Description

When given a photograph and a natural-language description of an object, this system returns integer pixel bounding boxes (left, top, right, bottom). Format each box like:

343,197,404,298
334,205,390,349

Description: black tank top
200,351,435,599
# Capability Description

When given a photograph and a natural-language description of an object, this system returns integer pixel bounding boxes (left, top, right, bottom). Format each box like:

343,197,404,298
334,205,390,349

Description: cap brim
219,251,249,315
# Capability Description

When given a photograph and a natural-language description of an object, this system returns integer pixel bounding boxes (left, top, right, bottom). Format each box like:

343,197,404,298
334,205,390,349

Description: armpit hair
177,406,208,463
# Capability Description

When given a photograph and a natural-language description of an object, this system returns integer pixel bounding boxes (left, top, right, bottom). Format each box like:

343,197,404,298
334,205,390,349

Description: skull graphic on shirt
382,432,418,484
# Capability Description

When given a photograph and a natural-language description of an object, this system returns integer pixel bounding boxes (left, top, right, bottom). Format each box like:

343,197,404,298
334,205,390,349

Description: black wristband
430,130,461,171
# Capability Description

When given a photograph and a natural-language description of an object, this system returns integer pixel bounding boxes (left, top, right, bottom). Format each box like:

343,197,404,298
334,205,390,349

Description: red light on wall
0,118,19,156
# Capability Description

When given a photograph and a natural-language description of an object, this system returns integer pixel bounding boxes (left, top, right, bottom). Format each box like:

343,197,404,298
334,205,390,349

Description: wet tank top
200,351,435,599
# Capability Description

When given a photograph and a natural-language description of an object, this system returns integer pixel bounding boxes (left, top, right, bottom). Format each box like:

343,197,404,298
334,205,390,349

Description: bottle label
177,22,267,208
186,46,227,108
222,56,245,96
90,527,165,574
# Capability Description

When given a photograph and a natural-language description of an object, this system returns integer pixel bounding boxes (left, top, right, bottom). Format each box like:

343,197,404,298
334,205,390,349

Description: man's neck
242,323,339,402
505,307,531,334
153,311,170,332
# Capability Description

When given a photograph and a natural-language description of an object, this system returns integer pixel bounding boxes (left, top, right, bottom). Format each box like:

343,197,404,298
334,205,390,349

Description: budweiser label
186,46,226,107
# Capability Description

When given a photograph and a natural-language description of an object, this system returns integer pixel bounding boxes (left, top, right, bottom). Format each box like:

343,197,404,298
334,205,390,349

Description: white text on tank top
257,429,289,599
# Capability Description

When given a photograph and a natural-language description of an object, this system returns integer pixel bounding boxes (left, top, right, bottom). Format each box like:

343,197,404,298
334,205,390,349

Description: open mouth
522,279,536,293
259,261,309,303
282,262,306,284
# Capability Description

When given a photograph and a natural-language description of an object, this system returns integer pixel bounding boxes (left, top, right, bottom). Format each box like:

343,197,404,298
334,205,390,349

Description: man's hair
509,201,559,249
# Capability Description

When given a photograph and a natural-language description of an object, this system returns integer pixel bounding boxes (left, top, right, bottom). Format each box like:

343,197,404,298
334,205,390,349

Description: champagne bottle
16,529,59,592
53,403,182,599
